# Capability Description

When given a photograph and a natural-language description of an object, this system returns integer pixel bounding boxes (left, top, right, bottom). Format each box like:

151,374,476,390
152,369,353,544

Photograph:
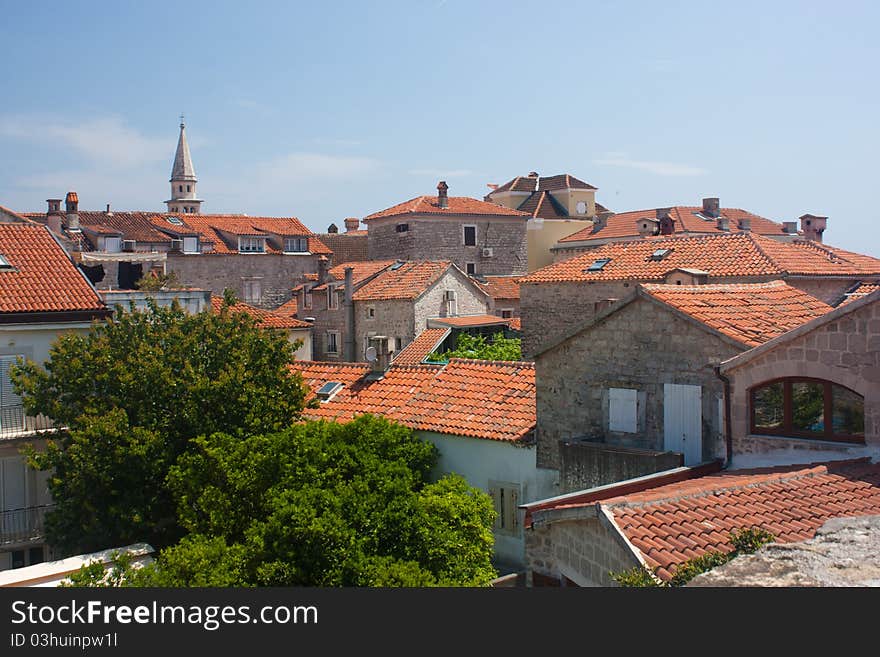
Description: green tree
12,300,308,553
428,331,522,362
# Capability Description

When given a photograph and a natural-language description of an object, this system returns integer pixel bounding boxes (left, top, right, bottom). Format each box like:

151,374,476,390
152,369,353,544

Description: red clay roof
273,296,299,316
180,215,331,255
508,317,521,331
602,459,880,581
314,260,396,291
641,281,833,347
210,296,311,329
364,195,528,221
558,206,787,243
352,261,452,301
520,232,880,283
516,191,570,218
476,275,520,300
491,173,597,194
291,358,535,442
837,281,880,306
0,224,107,315
392,328,450,365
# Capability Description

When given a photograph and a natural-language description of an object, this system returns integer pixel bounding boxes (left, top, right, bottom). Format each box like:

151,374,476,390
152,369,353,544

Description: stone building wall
354,299,414,360
367,216,528,276
785,276,866,305
414,267,490,331
535,296,743,470
725,297,880,466
525,513,638,586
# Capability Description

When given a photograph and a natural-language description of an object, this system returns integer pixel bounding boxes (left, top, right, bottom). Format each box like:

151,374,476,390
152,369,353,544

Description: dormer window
284,237,308,253
239,236,266,253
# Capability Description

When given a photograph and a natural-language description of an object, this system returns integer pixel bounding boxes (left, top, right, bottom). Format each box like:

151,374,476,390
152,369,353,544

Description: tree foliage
428,331,522,362
12,300,308,553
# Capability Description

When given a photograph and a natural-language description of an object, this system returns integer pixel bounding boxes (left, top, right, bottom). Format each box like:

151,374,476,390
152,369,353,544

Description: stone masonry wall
536,296,743,470
414,267,490,331
525,514,638,586
726,297,880,464
785,277,862,305
169,253,319,309
559,442,683,493
367,216,528,276
354,299,414,361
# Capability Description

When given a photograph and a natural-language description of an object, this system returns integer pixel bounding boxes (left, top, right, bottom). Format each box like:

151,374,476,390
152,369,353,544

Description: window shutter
506,486,520,533
489,486,502,530
0,356,23,408
609,388,638,433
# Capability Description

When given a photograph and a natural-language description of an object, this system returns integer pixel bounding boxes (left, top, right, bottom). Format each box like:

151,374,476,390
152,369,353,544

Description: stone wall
367,216,528,276
414,267,490,331
725,296,880,467
354,299,414,360
525,513,639,586
785,277,860,305
168,253,319,309
559,441,683,493
535,295,743,470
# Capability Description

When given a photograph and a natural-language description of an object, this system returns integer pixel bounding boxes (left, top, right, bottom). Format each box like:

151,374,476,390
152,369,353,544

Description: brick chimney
344,217,360,232
367,335,392,378
46,199,63,215
65,191,80,232
656,208,675,235
317,255,330,284
800,214,827,242
437,181,449,209
702,197,720,218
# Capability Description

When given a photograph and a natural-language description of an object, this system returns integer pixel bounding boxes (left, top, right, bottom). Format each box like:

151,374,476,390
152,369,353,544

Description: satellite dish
365,346,377,362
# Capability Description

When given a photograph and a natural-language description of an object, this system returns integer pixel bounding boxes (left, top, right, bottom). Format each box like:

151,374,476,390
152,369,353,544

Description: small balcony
0,505,55,546
0,406,56,440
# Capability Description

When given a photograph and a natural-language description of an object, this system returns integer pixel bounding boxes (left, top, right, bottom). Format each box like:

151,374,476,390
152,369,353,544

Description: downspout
343,266,355,361
713,364,733,467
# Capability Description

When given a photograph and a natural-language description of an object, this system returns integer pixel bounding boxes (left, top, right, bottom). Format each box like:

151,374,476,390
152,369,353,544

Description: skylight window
650,248,673,261
316,381,343,401
390,262,405,271
167,216,183,225
0,254,10,269
586,258,611,272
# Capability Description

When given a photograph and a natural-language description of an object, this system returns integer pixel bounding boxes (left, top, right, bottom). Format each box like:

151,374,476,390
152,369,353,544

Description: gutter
713,363,733,466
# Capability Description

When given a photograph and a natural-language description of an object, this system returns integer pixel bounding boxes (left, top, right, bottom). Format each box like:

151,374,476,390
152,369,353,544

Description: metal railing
0,406,55,439
0,505,55,546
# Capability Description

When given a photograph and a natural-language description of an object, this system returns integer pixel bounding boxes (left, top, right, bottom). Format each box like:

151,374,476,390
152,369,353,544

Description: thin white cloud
259,152,381,182
0,115,173,169
312,137,363,147
593,153,707,177
408,168,474,178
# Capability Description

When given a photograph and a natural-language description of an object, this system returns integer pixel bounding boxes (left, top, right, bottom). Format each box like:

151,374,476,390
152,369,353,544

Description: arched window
750,377,864,443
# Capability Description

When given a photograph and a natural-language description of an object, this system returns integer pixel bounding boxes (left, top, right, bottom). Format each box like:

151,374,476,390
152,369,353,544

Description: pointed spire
170,118,197,182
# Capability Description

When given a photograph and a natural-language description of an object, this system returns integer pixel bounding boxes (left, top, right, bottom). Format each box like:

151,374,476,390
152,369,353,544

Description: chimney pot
528,171,539,177
317,256,330,284
46,199,63,215
799,214,827,243
437,181,449,209
65,191,80,231
344,217,360,232
702,197,720,218
368,335,392,377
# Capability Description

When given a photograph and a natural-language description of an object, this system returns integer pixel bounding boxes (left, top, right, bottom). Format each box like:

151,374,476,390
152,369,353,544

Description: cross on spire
179,113,185,128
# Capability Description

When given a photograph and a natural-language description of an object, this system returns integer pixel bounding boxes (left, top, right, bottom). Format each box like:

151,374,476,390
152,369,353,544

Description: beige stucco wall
527,218,594,272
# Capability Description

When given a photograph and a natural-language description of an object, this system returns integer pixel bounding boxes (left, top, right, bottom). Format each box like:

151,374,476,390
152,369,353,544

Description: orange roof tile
290,358,535,442
491,173,597,194
352,261,452,301
558,206,787,243
837,281,880,306
641,281,833,347
521,232,880,283
210,296,311,329
274,296,299,317
600,459,880,581
364,195,528,221
476,275,520,300
180,215,331,255
507,317,521,331
0,224,108,316
393,328,450,365
312,260,397,291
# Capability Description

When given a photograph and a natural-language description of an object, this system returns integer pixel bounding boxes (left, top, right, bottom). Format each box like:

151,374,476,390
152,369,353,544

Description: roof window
0,254,11,269
316,381,343,401
650,248,673,261
167,216,183,225
390,262,405,271
586,258,611,272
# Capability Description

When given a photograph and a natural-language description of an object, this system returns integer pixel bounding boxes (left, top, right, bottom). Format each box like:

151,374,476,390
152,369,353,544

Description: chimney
105,203,113,216
636,218,658,237
716,216,729,231
528,171,539,178
317,255,330,284
344,266,355,362
592,210,613,233
327,222,339,234
737,217,752,232
46,199,63,216
344,217,360,233
782,221,798,234
656,208,675,235
65,191,80,231
437,181,449,209
702,197,720,218
367,335,392,377
800,214,827,243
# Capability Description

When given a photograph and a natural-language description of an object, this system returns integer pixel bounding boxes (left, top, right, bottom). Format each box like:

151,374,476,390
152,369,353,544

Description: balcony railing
0,406,56,439
0,505,55,546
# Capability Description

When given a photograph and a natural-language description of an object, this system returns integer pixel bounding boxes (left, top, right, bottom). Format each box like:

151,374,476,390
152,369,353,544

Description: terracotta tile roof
507,317,521,331
0,224,107,315
520,232,880,283
641,281,833,347
558,206,788,243
430,314,512,328
602,459,880,581
323,260,396,288
273,296,299,316
516,191,570,218
491,173,597,194
476,275,520,300
836,281,880,306
364,195,528,221
352,261,452,301
291,358,535,442
392,328,450,365
210,296,312,329
180,215,331,255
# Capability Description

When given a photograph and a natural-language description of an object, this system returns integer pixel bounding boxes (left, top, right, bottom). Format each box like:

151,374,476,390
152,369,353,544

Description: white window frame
462,224,477,247
326,331,340,355
182,236,199,254
103,236,122,253
465,262,477,276
241,278,262,303
500,308,514,319
283,237,308,253
609,387,638,433
238,236,266,254
0,355,25,433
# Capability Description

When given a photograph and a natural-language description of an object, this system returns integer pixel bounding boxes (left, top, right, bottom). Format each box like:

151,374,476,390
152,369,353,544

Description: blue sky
1,0,878,254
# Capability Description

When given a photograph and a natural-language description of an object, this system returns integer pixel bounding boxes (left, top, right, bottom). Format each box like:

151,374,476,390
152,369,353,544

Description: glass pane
753,382,784,430
832,384,864,437
791,381,825,434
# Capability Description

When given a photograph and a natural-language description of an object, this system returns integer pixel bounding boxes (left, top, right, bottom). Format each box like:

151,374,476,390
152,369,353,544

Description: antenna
365,346,377,362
